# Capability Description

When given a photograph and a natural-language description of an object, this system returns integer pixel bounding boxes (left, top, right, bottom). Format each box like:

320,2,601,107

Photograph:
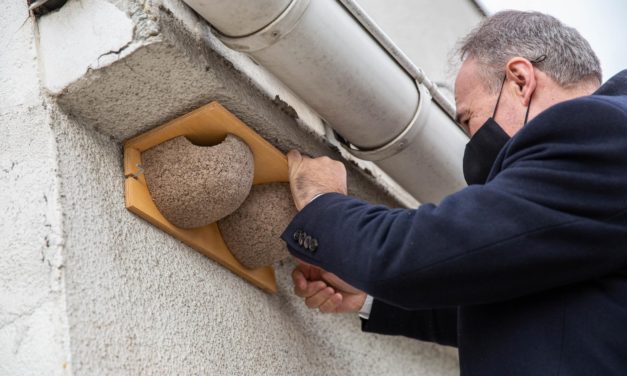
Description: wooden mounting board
123,101,289,294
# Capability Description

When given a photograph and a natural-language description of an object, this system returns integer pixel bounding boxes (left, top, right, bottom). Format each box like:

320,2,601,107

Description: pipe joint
338,82,431,162
218,0,310,52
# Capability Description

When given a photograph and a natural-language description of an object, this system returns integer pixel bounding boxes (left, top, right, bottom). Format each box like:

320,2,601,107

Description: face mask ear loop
492,75,507,118
523,96,532,125
522,54,546,125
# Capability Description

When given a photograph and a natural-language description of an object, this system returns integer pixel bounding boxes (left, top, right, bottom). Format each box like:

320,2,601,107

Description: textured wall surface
52,109,458,374
0,0,486,373
0,2,71,375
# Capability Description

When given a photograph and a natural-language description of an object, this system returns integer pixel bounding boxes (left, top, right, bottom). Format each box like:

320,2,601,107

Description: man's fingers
304,280,328,298
292,268,308,295
293,260,321,281
294,279,327,298
286,148,347,210
319,293,343,313
305,287,335,309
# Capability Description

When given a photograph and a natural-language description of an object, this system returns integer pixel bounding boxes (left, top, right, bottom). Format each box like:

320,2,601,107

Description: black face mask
463,117,510,185
462,75,533,185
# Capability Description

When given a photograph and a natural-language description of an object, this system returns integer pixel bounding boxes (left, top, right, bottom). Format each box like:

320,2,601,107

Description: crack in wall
95,38,134,65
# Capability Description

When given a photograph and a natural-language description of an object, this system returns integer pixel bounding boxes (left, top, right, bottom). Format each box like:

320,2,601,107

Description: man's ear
505,57,537,106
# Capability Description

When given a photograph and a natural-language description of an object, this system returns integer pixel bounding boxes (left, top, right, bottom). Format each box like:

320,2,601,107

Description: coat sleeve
280,97,627,310
361,299,458,348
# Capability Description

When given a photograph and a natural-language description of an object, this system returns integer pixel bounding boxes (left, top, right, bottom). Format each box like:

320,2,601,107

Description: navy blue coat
282,70,627,375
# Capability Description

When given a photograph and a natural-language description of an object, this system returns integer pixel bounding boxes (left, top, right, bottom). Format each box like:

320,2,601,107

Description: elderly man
280,10,627,375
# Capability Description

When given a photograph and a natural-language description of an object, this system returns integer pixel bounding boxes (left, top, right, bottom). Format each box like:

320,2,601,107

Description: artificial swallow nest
142,134,254,229
142,134,295,268
218,182,296,269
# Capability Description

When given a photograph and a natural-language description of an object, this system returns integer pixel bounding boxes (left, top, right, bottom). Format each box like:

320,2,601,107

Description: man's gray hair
457,10,602,93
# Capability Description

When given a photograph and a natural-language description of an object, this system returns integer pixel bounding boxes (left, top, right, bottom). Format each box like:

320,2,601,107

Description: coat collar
594,69,627,96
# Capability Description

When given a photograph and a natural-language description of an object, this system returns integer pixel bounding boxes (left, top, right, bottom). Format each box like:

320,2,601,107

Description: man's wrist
305,192,329,206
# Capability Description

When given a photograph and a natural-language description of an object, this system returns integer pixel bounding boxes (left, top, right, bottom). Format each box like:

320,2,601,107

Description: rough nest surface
218,182,296,269
142,134,254,228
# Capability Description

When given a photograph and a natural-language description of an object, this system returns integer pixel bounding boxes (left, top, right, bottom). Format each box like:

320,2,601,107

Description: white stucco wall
0,2,71,375
1,0,484,374
51,109,458,372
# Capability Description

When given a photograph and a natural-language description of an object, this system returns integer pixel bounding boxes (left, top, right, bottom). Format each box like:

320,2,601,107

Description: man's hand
292,261,366,314
287,150,347,210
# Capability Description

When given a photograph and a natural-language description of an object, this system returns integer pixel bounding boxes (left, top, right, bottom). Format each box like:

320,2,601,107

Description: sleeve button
298,232,307,246
303,235,311,250
309,238,318,252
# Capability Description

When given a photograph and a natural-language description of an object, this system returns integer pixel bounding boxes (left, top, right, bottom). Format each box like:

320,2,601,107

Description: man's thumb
287,149,302,173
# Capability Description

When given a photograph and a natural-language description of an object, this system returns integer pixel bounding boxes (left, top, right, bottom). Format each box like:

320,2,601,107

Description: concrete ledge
37,0,407,207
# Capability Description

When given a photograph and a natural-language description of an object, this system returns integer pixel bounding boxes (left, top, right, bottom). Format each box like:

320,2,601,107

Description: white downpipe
184,0,292,37
183,0,468,203
337,0,457,120
215,0,418,150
